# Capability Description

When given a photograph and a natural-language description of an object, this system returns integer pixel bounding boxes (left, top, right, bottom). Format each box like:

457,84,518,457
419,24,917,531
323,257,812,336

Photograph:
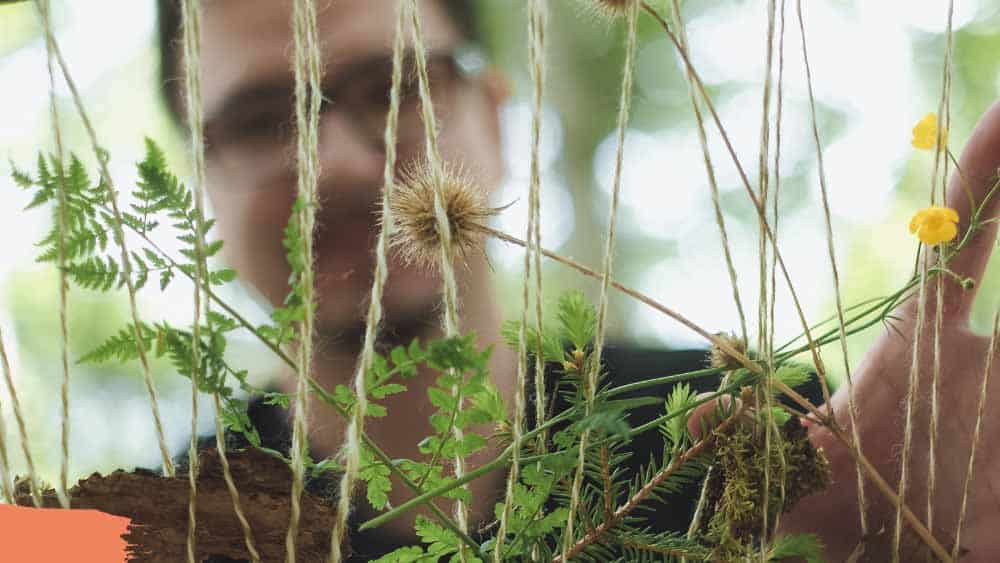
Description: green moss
701,417,831,559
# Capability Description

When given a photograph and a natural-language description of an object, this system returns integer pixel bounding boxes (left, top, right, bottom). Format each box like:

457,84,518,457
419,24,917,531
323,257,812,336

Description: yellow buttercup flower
909,206,959,245
911,112,947,150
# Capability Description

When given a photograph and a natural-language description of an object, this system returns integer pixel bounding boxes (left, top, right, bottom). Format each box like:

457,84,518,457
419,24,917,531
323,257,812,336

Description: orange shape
0,504,130,562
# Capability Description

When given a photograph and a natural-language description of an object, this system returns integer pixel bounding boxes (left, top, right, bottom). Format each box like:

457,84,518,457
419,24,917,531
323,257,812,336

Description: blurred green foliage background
0,0,998,488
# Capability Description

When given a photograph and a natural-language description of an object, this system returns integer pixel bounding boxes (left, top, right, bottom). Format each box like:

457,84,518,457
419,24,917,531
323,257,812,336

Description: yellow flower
909,206,959,245
911,112,947,150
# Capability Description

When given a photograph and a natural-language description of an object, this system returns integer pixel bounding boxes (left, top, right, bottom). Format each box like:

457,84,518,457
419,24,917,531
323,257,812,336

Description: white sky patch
488,173,575,270
500,101,564,179
491,100,574,269
0,0,154,128
884,0,982,33
706,89,818,192
814,128,899,222
591,97,820,242
635,37,687,104
592,129,711,240
629,206,846,350
690,0,917,223
0,0,158,284
685,2,768,86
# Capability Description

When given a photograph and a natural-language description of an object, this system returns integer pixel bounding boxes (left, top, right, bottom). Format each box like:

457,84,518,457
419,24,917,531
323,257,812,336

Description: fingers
686,394,719,439
933,100,1000,322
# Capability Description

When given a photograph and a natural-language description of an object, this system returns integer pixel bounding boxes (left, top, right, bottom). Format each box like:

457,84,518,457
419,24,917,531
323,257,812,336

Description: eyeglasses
203,44,487,180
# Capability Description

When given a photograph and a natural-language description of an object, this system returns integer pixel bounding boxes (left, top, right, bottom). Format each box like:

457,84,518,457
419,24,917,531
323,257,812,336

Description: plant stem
479,225,754,366
604,366,728,397
358,406,580,532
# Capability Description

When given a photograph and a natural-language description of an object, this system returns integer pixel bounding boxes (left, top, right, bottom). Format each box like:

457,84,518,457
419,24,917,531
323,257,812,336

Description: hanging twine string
927,0,954,532
930,1,955,206
493,2,547,561
768,0,789,535
756,0,777,547
670,0,747,348
938,1,954,205
562,3,639,557
212,395,261,562
951,310,999,560
403,1,460,333
179,1,259,561
180,0,205,559
286,0,323,560
404,0,470,547
756,0,775,359
0,328,42,507
0,388,13,504
33,0,175,478
928,263,944,531
327,3,406,561
36,0,72,511
796,0,868,535
893,251,929,562
529,2,549,459
648,3,834,409
668,7,756,545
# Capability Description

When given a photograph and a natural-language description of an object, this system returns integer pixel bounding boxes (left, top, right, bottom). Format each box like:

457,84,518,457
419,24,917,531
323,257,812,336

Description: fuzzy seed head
709,332,748,370
386,161,501,270
588,0,636,19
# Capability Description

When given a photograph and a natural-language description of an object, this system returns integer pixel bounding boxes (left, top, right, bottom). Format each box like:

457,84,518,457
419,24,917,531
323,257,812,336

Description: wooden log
14,447,340,562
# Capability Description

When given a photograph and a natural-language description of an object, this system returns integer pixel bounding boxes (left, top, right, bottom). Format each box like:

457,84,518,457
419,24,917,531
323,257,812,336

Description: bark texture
14,447,340,562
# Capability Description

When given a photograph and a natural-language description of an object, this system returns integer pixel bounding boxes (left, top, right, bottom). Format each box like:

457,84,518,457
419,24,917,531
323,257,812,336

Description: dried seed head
587,0,636,19
386,160,501,270
709,332,748,370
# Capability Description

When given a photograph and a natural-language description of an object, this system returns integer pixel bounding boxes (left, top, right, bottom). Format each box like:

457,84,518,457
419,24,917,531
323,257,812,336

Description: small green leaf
774,363,812,391
370,546,425,563
769,533,825,563
390,345,409,367
262,392,291,409
371,382,406,400
427,387,455,410
557,290,596,350
205,239,224,257
457,433,487,457
359,447,392,510
663,382,696,448
209,268,237,285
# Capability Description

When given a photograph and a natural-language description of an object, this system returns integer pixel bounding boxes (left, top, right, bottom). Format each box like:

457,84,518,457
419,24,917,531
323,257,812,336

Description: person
157,0,1000,560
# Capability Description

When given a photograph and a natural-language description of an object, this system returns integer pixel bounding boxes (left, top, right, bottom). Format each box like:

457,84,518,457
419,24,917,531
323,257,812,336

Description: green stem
604,366,727,398
771,294,897,355
519,373,752,466
775,282,915,360
359,406,580,532
778,179,998,360
361,444,511,532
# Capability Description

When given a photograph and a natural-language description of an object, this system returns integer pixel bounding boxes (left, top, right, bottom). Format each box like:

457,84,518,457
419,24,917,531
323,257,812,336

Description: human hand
780,100,1000,561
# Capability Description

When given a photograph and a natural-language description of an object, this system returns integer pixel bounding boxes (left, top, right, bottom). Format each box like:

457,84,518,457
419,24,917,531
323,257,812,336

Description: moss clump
701,416,831,559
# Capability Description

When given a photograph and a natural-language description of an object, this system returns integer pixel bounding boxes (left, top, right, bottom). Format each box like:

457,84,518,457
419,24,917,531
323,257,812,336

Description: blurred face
200,0,504,339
